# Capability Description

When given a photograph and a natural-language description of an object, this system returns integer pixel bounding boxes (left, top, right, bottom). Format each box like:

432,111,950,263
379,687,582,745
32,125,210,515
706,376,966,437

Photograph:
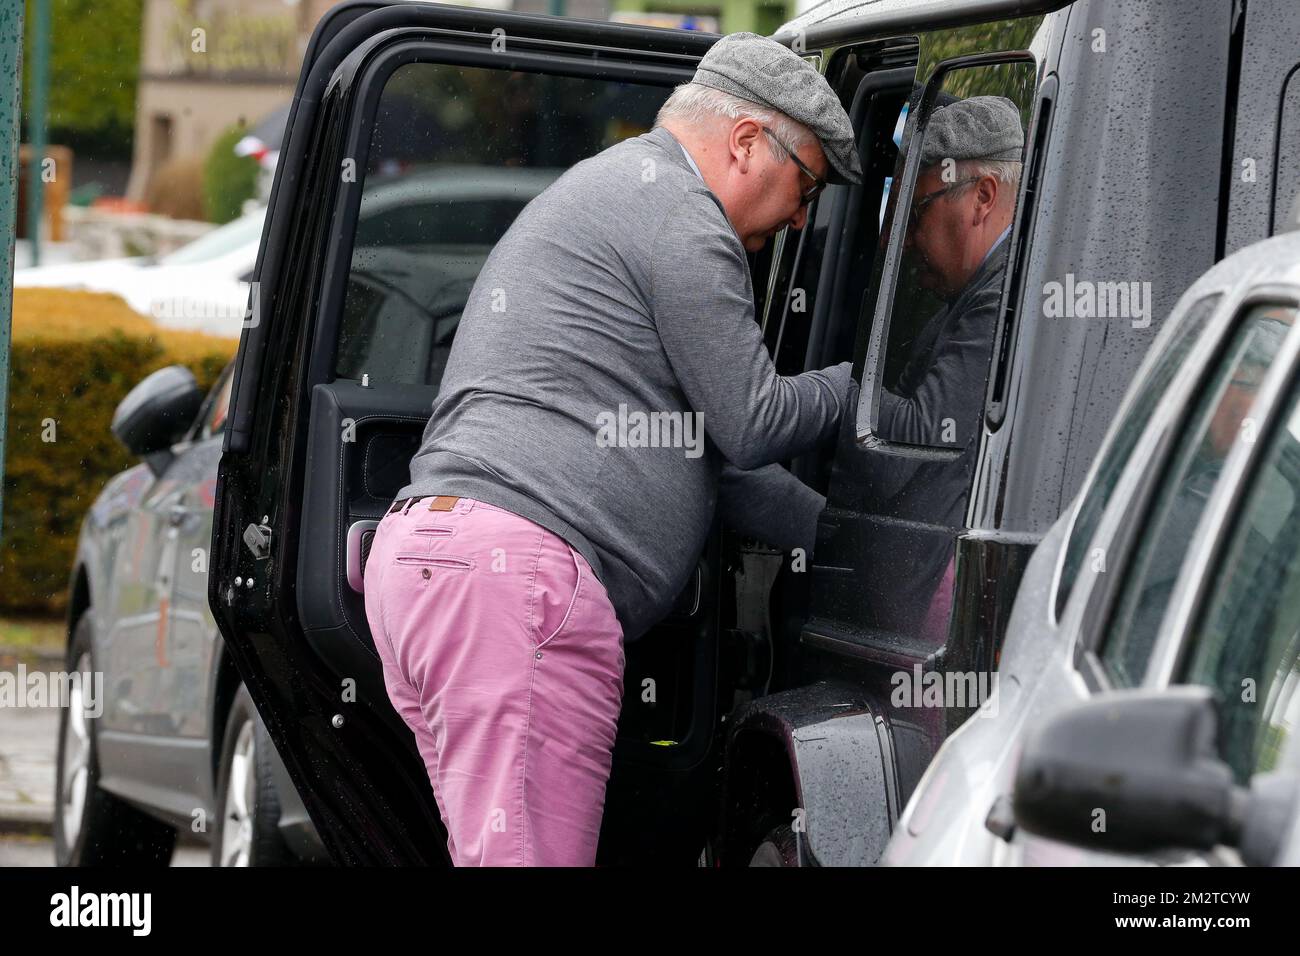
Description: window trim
1074,293,1299,695
1149,289,1300,688
1057,290,1300,702
187,362,235,444
1048,287,1236,685
1077,294,1295,666
1053,292,1228,640
766,62,918,371
1270,62,1300,235
853,49,1038,451
1050,292,1224,627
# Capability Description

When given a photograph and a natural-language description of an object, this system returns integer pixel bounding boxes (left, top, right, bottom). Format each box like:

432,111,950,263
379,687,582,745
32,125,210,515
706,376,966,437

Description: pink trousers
363,496,625,866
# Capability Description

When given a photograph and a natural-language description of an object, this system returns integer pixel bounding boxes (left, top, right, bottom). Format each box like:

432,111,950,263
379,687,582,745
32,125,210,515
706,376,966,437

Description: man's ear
730,118,763,174
971,174,999,225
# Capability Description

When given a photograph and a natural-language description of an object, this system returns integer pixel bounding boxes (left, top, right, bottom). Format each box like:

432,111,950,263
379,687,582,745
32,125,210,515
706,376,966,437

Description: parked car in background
20,165,556,339
53,360,322,865
883,229,1300,867
15,209,266,336
54,165,559,866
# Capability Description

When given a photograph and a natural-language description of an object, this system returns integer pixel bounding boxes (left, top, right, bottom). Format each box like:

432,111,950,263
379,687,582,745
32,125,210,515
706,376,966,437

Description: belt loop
401,497,416,515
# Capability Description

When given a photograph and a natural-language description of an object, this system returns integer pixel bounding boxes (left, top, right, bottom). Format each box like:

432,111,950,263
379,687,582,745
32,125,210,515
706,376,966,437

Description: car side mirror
111,365,203,475
1013,687,1299,865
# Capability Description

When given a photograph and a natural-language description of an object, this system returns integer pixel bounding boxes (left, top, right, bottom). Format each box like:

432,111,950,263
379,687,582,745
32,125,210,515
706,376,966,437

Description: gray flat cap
691,32,862,186
919,95,1024,168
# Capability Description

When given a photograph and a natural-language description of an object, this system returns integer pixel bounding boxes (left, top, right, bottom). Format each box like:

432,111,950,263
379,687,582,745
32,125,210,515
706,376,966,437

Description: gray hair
954,158,1022,195
655,82,816,165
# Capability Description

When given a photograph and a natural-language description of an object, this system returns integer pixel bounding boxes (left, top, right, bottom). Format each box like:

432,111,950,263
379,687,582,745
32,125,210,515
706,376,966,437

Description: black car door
208,0,734,864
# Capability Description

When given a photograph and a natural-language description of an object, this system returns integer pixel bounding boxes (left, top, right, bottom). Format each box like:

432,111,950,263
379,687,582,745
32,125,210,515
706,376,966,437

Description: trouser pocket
394,553,475,570
532,535,583,650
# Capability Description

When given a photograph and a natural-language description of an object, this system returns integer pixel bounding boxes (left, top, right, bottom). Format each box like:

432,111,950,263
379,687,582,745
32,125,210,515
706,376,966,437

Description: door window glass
1054,295,1220,619
1102,305,1295,687
863,60,1035,449
336,63,667,385
1182,371,1300,782
201,364,234,439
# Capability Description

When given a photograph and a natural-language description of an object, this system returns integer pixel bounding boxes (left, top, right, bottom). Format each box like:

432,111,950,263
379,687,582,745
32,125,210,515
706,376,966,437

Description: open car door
209,0,736,864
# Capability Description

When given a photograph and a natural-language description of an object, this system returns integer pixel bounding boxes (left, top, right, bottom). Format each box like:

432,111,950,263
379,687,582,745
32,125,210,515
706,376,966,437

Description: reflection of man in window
878,95,1023,446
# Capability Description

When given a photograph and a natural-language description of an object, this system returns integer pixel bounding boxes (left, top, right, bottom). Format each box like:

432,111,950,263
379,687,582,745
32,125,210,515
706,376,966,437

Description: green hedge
203,124,260,224
1,290,236,615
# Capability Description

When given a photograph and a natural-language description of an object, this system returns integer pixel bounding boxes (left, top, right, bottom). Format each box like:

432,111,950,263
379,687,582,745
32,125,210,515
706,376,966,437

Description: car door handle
347,519,381,593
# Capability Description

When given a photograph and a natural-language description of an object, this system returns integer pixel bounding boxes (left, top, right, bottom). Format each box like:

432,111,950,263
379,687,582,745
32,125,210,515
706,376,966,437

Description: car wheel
54,612,177,866
211,684,295,866
748,824,804,867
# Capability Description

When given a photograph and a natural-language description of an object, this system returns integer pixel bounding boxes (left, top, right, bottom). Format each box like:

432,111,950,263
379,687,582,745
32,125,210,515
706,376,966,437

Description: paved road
0,833,209,866
0,665,59,830
1,660,212,866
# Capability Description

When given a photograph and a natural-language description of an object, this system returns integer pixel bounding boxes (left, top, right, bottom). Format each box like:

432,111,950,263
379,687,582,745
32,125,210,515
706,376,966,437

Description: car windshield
160,209,266,266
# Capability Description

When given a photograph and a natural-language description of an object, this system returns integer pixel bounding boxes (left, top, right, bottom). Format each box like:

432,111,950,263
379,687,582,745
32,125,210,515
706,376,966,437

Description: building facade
126,0,801,203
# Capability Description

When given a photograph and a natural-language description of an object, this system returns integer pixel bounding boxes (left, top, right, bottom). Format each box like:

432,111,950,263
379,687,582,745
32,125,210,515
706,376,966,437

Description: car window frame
1050,292,1223,624
1053,287,1236,686
302,32,705,393
185,362,235,445
1096,304,1292,687
853,48,1040,452
768,60,919,382
1176,363,1300,782
1062,288,1300,694
1151,288,1300,688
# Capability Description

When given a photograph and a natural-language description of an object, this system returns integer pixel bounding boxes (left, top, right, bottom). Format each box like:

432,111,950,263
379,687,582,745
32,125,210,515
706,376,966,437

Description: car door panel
297,381,430,672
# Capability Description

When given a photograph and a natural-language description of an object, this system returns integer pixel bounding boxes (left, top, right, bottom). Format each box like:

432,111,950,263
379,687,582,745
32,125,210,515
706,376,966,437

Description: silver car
883,229,1300,867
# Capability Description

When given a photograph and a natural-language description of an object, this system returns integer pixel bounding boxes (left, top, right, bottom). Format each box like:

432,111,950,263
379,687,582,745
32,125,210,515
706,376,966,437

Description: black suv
206,0,1300,864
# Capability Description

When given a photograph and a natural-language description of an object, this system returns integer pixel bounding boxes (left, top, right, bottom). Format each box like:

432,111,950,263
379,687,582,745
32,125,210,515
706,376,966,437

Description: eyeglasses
910,176,982,219
761,127,827,207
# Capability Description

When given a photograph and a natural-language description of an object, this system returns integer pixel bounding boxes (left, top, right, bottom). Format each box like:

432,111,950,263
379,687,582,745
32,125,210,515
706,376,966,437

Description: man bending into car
362,33,862,866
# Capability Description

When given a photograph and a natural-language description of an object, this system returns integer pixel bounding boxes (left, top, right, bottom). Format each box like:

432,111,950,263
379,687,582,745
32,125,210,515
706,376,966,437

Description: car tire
211,683,295,866
748,824,804,867
54,612,177,867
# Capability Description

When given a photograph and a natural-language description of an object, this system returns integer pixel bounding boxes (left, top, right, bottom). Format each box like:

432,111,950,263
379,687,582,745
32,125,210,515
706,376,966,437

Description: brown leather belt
386,495,460,515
